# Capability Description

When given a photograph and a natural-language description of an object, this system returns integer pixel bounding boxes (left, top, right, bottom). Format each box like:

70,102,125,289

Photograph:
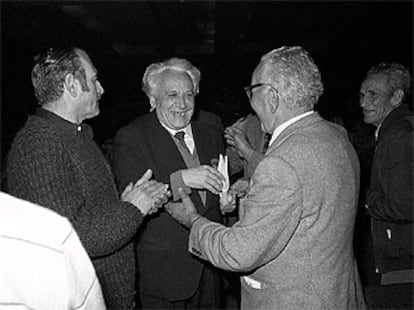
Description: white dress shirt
160,122,195,154
268,111,314,147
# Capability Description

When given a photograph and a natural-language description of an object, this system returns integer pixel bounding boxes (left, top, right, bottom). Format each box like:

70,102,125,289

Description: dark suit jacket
367,104,413,274
111,110,225,301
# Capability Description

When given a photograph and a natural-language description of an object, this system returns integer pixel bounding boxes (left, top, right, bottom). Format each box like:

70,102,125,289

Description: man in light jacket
167,46,366,310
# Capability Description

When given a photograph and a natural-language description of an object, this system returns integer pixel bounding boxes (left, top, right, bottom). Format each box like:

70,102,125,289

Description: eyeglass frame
244,83,278,101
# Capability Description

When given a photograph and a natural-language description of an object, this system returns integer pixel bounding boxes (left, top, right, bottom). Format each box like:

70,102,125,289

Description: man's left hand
220,190,237,214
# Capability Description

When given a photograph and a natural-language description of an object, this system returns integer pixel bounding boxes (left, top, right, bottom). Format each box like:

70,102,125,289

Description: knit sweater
7,108,143,309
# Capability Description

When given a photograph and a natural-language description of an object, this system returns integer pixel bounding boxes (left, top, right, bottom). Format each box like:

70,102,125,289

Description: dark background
1,0,413,182
0,0,412,289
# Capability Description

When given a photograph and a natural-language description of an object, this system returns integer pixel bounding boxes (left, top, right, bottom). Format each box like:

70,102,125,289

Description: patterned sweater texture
7,109,143,309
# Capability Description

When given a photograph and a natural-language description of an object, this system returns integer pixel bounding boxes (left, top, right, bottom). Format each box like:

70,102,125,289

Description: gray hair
142,57,201,98
367,62,411,101
259,46,324,109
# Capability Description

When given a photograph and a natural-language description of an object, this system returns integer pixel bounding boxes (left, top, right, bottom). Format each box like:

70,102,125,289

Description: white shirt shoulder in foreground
0,192,106,310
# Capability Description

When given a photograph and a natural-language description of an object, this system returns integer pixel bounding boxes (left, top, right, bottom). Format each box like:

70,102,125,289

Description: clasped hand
219,190,237,214
121,169,171,216
165,188,200,228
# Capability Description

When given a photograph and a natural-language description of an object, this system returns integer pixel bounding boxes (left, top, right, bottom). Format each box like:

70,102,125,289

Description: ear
149,96,156,112
268,88,279,113
64,73,79,97
390,89,404,106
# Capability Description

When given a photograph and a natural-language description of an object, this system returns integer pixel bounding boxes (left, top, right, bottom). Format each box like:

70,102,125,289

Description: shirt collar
268,110,314,147
36,108,93,138
159,120,193,140
374,123,382,141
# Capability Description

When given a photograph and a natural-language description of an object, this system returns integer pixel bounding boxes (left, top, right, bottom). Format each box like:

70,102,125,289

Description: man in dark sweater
359,62,413,308
7,47,170,309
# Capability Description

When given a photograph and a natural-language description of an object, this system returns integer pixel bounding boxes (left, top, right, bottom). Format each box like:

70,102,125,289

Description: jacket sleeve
245,151,265,178
111,126,150,192
188,155,303,272
367,129,413,223
7,135,143,258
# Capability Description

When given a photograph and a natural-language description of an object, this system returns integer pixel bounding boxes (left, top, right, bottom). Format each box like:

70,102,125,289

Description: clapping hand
121,169,170,216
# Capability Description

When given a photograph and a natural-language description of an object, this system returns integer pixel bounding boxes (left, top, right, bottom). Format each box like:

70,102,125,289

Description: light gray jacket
189,112,366,309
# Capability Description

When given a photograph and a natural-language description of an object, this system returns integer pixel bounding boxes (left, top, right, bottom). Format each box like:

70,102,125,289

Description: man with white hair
112,57,228,309
167,46,366,309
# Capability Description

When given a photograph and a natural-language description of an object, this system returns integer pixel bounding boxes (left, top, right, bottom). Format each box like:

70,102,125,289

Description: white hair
142,57,201,98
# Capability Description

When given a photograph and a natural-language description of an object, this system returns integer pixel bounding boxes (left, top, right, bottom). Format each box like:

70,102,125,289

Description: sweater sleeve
7,132,143,257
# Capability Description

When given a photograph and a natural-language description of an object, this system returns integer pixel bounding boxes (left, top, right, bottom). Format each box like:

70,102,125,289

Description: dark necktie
174,131,191,154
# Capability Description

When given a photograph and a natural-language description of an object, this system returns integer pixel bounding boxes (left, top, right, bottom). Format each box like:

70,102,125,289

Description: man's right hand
182,165,225,195
165,188,200,228
121,169,170,216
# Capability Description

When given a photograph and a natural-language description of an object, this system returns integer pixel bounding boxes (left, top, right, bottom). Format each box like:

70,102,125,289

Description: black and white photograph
1,1,412,309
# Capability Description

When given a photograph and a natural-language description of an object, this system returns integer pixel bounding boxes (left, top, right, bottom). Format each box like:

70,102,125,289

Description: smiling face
359,73,394,127
76,50,104,121
152,69,195,130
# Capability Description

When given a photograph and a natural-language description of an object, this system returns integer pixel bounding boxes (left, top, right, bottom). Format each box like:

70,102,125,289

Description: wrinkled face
359,73,394,126
77,51,105,121
152,70,195,130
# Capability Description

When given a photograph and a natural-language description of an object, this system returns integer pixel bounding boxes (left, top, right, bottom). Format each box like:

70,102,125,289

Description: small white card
217,154,230,203
243,276,262,289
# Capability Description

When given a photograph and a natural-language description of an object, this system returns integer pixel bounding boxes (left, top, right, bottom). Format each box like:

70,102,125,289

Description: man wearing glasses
166,46,366,309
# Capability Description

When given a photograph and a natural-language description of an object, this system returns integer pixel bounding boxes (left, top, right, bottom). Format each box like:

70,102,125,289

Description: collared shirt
36,108,93,139
268,111,314,147
374,122,382,141
159,121,195,154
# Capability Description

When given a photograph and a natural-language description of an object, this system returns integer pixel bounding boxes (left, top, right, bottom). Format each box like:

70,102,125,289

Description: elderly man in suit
167,46,366,309
111,57,228,309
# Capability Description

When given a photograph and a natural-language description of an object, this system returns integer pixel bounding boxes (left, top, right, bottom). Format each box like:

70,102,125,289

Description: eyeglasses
244,83,278,100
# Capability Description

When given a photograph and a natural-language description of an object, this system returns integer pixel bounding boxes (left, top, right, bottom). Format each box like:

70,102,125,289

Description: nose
97,81,104,96
175,95,187,109
359,95,369,108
